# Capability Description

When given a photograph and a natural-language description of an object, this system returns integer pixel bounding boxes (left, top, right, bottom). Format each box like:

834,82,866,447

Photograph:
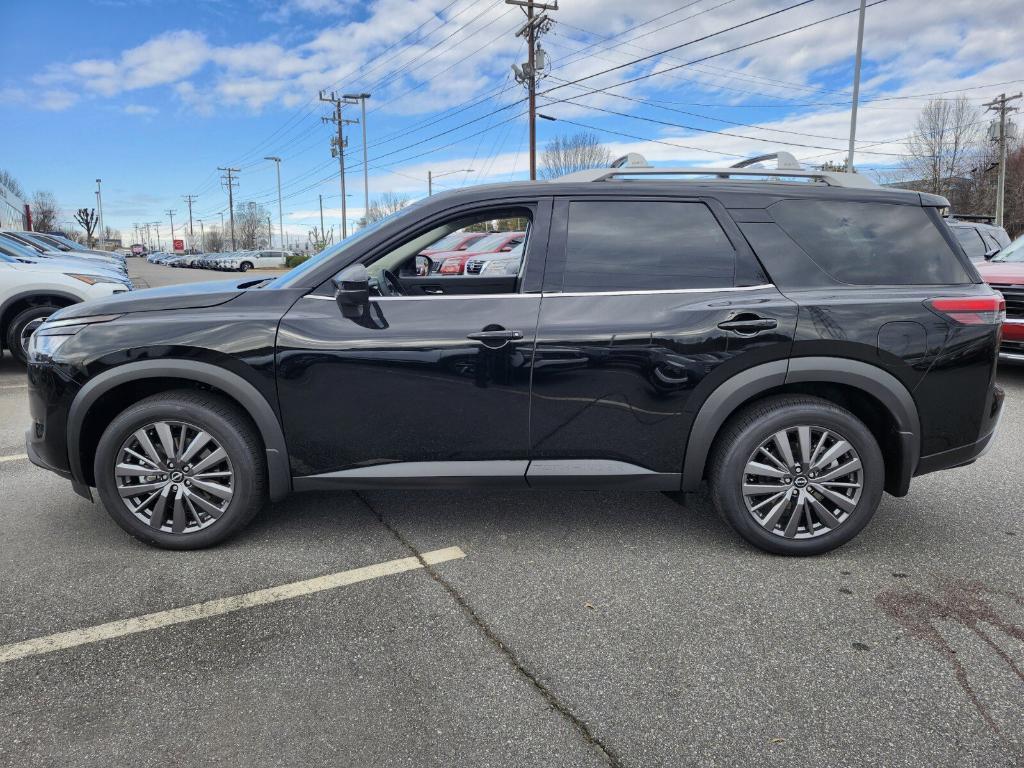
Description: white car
234,250,290,272
1,261,130,364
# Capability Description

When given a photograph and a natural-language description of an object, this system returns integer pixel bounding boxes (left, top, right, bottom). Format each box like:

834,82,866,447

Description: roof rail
553,151,879,189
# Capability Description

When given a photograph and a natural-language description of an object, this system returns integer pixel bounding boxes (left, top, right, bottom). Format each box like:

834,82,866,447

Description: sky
2,0,1022,248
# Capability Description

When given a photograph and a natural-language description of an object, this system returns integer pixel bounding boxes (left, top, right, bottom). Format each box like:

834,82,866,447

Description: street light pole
343,93,371,229
428,169,475,196
95,179,105,246
846,0,867,172
264,156,283,249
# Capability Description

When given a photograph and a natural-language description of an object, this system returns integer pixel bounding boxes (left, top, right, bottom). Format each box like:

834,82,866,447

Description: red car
419,231,489,257
976,234,1024,363
431,232,526,275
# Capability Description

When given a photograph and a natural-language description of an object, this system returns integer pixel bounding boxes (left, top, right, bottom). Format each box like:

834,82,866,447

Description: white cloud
124,104,158,115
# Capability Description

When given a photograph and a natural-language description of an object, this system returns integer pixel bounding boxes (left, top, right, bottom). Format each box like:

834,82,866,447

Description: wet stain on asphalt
876,581,1024,757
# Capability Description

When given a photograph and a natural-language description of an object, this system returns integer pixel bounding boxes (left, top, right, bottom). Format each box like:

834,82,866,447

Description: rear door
526,196,797,488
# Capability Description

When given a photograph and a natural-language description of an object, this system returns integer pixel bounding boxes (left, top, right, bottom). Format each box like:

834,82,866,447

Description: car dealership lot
1,260,1022,767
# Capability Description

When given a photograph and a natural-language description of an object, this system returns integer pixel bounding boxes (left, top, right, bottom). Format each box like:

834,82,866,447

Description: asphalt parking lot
1,259,1022,767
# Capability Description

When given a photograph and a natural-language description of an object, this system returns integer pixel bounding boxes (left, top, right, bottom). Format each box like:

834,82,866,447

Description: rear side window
770,200,971,285
952,227,986,260
562,201,735,292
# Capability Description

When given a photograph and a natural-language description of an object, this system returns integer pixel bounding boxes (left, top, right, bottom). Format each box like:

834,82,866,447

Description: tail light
926,294,1005,325
439,257,463,275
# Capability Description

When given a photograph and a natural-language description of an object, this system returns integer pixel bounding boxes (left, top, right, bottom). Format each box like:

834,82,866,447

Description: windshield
993,235,1024,263
271,201,424,289
464,233,514,253
423,232,467,252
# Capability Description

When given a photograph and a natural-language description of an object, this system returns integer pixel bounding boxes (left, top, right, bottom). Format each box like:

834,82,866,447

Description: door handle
467,329,524,342
717,316,778,335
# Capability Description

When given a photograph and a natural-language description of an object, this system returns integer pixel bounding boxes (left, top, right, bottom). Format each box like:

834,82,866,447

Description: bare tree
362,192,411,226
540,131,613,179
204,225,226,252
31,191,59,232
74,208,99,246
901,96,981,197
0,169,25,198
234,201,271,250
308,225,335,252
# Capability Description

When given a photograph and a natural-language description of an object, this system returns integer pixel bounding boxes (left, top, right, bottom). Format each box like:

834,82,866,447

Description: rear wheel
94,391,267,549
239,261,253,272
709,395,884,556
6,305,60,365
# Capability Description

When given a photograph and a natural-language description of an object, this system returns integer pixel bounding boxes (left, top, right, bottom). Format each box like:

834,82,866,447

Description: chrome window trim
302,284,776,302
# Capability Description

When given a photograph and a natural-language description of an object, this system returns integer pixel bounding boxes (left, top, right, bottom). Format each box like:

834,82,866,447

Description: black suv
25,160,1005,555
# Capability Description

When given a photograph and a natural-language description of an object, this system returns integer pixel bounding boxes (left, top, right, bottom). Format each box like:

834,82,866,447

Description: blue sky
2,0,1022,246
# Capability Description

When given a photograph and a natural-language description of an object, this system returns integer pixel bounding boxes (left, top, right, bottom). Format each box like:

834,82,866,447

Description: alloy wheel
114,420,235,534
741,425,863,539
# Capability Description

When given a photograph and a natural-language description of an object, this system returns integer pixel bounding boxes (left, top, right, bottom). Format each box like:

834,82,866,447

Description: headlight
28,314,121,363
65,273,125,286
479,259,520,276
439,257,463,275
28,332,75,362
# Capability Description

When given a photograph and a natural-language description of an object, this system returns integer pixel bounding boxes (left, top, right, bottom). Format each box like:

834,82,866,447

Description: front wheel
94,391,267,549
239,261,253,272
709,395,884,556
7,305,60,365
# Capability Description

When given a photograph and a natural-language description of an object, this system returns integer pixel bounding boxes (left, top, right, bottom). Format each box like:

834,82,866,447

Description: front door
276,201,549,486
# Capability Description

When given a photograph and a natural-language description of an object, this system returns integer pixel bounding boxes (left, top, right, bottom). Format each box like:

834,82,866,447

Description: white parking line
0,384,27,390
0,454,28,463
0,546,465,664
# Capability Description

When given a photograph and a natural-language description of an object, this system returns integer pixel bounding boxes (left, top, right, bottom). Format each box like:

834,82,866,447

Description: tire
6,305,60,365
94,390,267,549
239,261,253,272
708,395,884,556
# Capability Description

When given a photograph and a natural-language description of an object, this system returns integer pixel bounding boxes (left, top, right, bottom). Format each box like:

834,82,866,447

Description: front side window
770,200,972,285
367,207,532,291
561,201,735,292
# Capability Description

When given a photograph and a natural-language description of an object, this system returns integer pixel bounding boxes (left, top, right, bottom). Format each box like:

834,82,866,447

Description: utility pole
218,167,240,249
153,222,162,251
319,91,359,238
264,156,283,248
199,220,205,252
182,194,197,247
508,0,557,180
983,92,1022,228
845,0,867,172
166,209,176,249
95,179,105,246
343,93,371,228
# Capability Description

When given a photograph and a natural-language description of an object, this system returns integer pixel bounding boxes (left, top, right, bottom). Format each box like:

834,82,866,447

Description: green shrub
285,253,310,268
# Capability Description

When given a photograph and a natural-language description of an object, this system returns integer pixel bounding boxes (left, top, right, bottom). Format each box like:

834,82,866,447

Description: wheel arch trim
67,360,291,502
681,357,920,492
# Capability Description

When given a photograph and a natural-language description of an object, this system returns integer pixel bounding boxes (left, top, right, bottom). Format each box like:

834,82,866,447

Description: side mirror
332,263,370,318
415,255,431,276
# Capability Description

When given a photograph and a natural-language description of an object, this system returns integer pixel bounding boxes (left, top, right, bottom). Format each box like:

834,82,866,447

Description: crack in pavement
354,491,624,768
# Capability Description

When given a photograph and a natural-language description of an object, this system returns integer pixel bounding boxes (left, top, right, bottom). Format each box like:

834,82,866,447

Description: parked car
1,231,128,275
232,250,289,272
19,231,127,263
26,152,1003,556
0,238,133,287
466,243,525,277
419,231,489,257
1,260,131,364
976,234,1024,362
430,232,526,275
946,217,1011,262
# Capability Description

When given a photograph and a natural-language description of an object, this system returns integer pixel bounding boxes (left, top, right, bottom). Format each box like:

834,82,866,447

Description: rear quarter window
769,200,972,285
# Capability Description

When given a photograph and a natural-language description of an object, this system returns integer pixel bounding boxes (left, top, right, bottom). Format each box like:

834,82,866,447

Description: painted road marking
0,384,27,390
0,546,466,664
0,454,28,463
